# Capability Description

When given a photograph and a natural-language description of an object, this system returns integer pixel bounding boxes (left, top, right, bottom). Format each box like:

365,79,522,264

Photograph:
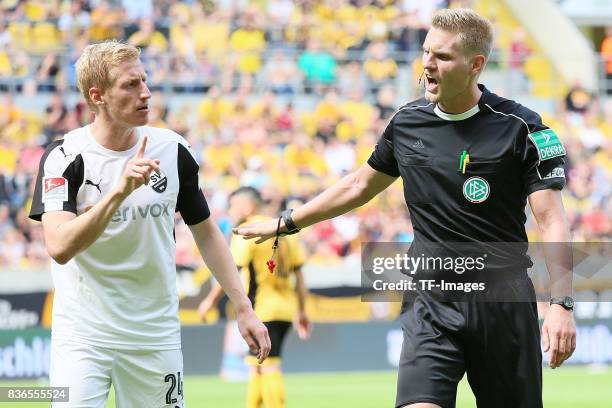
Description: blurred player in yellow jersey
198,187,311,408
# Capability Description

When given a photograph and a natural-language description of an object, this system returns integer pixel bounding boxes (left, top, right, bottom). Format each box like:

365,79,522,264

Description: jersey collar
432,84,494,121
86,125,144,158
434,103,480,121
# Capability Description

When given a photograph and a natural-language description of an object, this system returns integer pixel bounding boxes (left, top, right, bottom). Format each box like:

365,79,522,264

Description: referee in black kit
235,8,576,408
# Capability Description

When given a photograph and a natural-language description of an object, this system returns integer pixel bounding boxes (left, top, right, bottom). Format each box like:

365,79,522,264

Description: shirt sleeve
367,115,400,177
516,109,566,195
29,140,83,222
176,140,211,225
230,232,254,269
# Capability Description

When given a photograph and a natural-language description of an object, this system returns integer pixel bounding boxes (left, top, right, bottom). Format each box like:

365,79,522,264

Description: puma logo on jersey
150,171,167,193
111,203,171,222
59,147,72,158
85,178,102,193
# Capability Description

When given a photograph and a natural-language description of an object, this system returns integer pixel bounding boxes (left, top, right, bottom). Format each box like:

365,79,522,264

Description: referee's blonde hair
76,40,141,113
431,8,493,60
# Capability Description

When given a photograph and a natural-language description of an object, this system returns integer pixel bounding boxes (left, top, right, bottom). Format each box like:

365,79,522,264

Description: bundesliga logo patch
150,170,167,193
42,177,68,203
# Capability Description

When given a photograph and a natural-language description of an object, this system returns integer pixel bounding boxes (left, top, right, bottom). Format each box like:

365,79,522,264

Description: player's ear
89,87,104,107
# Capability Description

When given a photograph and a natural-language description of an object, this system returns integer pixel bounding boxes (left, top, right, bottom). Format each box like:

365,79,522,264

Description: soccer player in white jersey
29,40,270,407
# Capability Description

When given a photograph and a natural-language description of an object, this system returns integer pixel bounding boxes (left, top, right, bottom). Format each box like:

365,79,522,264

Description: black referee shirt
368,84,566,245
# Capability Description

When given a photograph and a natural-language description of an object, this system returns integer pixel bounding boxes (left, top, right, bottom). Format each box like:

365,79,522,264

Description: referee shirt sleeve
176,141,211,225
517,111,566,195
367,116,400,178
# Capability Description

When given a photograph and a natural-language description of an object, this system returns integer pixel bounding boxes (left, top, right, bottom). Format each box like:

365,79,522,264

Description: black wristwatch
550,296,574,311
280,209,300,235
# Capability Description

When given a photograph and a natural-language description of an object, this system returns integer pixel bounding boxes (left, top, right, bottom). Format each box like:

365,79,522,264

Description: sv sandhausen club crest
149,170,167,193
463,176,489,203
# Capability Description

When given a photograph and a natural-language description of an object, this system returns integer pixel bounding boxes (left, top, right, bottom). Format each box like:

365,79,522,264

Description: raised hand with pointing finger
117,135,161,197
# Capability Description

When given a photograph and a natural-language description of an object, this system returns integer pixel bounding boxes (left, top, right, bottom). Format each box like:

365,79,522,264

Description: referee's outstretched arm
528,189,576,369
233,163,396,243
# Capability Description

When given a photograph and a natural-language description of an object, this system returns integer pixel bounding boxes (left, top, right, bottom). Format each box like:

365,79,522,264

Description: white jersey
30,125,210,350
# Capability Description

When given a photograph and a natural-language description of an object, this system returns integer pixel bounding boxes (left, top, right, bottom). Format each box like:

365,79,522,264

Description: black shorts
250,321,291,358
395,276,542,408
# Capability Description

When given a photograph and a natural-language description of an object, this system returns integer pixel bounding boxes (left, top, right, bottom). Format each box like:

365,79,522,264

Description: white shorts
50,339,185,408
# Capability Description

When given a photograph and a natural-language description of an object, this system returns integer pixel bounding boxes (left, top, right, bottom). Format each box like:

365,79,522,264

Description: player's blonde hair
431,8,493,60
75,40,141,113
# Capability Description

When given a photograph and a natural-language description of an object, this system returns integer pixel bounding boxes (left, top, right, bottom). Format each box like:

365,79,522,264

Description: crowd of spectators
0,0,461,95
0,0,610,272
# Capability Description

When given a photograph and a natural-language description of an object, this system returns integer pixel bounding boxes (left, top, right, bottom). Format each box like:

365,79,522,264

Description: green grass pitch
1,366,610,407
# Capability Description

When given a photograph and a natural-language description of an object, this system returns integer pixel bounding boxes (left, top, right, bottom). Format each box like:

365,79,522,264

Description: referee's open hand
542,305,576,369
233,219,279,244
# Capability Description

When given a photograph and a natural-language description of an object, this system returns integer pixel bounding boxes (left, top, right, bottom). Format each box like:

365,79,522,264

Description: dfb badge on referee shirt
463,176,490,203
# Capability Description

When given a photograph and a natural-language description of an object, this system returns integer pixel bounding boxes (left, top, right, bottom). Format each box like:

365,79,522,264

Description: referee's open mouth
425,74,439,92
